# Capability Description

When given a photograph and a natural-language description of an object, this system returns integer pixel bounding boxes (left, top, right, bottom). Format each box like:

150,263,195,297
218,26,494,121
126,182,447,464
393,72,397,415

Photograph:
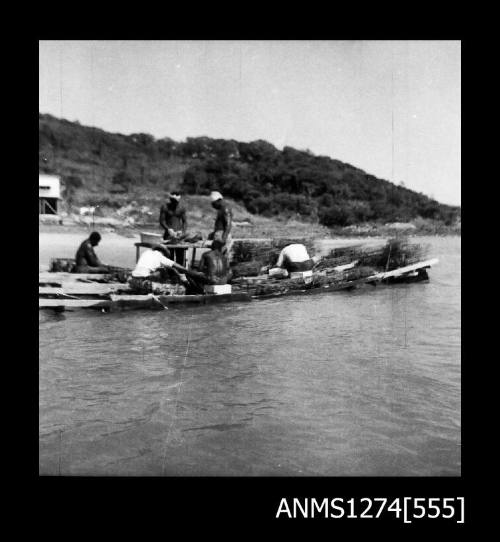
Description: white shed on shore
39,174,61,215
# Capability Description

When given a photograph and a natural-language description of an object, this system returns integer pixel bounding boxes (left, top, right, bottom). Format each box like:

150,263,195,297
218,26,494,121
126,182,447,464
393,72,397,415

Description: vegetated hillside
39,113,460,228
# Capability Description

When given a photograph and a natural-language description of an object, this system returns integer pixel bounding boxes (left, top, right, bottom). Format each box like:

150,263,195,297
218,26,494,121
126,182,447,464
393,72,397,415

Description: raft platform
39,258,438,312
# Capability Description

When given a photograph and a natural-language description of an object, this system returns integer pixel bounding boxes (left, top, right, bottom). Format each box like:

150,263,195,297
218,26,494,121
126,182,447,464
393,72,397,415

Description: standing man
159,191,187,264
75,231,109,273
209,191,232,255
159,191,187,241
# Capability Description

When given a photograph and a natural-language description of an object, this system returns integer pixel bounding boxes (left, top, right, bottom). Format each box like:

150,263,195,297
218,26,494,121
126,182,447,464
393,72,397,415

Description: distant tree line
39,113,460,226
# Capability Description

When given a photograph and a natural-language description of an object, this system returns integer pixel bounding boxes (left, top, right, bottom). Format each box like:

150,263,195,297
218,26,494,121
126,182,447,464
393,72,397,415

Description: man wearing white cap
209,191,232,255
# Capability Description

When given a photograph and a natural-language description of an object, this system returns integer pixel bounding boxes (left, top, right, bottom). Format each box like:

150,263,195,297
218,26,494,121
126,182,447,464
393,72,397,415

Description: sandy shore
39,230,141,271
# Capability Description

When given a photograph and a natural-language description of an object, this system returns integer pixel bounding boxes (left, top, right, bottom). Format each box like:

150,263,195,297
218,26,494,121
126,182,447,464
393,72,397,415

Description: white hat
210,191,223,202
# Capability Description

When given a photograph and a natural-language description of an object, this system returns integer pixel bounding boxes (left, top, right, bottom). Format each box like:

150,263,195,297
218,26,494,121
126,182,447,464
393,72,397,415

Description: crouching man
75,232,110,273
129,244,186,295
274,243,318,273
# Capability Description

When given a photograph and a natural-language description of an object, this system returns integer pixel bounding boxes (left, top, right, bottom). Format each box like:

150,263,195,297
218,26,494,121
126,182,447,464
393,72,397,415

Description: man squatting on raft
129,244,188,294
75,231,110,273
273,243,319,273
208,191,232,254
131,245,176,279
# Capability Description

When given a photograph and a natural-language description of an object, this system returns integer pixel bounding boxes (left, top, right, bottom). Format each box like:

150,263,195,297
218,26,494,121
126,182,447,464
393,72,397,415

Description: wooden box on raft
289,270,313,280
204,284,232,295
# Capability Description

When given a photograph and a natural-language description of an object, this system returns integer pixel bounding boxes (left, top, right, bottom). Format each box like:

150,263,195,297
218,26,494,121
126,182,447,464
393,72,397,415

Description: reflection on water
39,236,460,476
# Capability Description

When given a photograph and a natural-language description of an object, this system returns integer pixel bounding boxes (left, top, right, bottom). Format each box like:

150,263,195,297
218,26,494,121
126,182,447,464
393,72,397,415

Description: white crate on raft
290,270,313,280
269,267,289,278
204,284,232,295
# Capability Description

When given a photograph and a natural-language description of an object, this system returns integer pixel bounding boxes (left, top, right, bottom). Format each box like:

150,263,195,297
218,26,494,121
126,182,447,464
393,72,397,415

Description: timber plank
39,287,64,296
39,298,111,309
372,258,439,280
39,272,113,284
39,283,130,296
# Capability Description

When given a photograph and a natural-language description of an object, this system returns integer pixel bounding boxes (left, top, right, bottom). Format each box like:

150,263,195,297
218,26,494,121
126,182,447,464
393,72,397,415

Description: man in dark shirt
209,191,232,255
75,231,109,273
159,192,187,241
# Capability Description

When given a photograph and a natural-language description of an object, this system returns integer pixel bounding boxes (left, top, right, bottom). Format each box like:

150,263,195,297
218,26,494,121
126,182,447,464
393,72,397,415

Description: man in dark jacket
75,232,109,273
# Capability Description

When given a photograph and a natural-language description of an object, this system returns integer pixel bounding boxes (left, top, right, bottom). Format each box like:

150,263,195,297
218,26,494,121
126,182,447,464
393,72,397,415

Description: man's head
89,231,101,246
210,191,223,209
168,191,182,205
211,239,224,252
153,244,171,258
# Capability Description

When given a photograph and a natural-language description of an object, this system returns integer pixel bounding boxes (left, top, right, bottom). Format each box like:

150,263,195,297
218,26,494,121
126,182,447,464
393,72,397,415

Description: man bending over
274,243,317,273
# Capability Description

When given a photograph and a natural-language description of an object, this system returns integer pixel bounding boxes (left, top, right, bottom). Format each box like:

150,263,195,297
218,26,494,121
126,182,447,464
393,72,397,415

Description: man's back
200,250,231,285
275,243,313,272
280,244,310,263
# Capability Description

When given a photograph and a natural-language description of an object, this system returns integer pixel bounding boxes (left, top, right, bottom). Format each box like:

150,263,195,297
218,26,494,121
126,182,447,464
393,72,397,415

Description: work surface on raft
39,234,461,476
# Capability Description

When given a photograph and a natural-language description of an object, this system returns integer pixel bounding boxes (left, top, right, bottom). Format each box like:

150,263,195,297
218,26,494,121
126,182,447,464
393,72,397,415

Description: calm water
39,234,461,476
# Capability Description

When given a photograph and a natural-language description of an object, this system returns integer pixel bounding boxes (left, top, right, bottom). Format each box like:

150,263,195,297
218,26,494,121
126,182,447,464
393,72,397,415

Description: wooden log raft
232,259,438,298
316,239,431,272
39,292,252,311
38,259,437,311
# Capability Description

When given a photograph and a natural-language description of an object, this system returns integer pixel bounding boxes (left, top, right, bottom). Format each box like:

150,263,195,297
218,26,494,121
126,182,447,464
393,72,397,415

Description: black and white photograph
38,40,461,480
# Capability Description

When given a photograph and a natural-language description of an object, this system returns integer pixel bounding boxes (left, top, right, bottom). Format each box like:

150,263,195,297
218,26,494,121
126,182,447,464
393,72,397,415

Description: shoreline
39,218,461,239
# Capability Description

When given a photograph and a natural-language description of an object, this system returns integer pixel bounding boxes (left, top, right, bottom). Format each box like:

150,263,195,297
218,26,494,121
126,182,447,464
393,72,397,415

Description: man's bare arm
171,261,207,283
222,207,232,242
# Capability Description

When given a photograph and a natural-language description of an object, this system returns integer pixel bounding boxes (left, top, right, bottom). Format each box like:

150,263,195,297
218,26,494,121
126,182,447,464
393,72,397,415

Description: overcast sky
39,40,461,205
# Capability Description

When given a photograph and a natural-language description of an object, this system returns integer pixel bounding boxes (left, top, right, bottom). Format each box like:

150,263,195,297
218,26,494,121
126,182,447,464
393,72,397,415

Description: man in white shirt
132,245,176,278
128,244,188,295
275,243,317,273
